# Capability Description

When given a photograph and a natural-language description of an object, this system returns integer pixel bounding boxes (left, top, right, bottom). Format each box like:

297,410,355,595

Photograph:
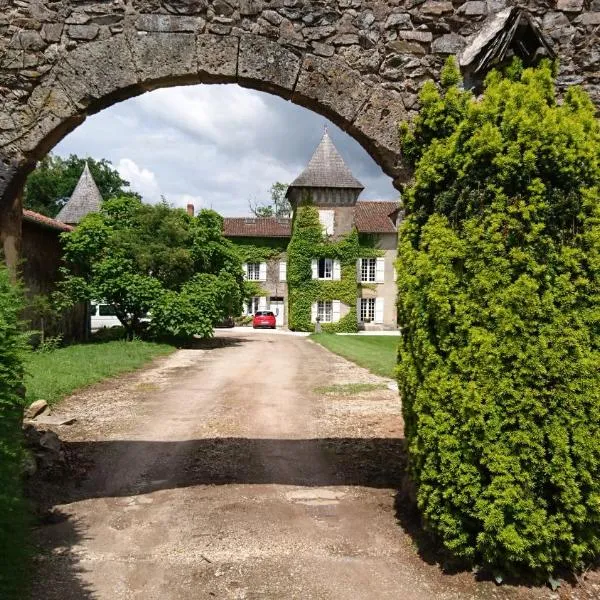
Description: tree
24,154,134,217
397,58,600,577
249,182,290,218
59,197,244,339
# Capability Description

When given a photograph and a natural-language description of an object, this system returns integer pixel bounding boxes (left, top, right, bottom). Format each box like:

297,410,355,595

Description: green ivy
230,237,287,263
287,204,380,333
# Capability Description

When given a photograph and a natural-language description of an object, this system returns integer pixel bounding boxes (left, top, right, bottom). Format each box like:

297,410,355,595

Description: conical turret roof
56,162,103,224
288,130,364,190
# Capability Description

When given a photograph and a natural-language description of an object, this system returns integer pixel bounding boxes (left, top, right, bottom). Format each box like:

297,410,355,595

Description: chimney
187,203,194,217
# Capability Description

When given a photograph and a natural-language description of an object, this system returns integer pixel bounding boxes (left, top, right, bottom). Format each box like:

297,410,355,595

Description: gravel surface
29,330,598,600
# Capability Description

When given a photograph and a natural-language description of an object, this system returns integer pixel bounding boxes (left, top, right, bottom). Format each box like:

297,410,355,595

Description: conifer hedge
0,265,29,597
397,59,600,576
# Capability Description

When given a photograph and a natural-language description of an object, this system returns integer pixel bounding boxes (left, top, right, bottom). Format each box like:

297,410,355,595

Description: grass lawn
24,340,176,406
310,334,400,379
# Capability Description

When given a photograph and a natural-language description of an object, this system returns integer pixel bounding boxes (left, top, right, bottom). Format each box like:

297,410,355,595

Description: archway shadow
29,509,97,600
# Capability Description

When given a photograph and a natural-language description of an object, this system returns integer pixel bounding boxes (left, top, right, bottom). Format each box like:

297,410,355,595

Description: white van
90,302,121,331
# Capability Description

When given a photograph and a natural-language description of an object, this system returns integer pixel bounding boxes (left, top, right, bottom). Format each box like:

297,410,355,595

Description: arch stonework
0,0,598,267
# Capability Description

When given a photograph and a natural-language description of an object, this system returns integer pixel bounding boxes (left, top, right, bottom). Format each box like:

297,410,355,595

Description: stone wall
1,0,598,265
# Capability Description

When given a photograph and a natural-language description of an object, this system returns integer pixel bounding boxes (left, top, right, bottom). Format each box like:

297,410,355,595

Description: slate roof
23,209,74,232
55,162,103,224
354,201,400,233
288,130,364,191
223,217,292,237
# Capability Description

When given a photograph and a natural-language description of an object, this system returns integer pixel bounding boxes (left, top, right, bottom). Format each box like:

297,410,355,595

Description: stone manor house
38,131,401,331
224,131,401,331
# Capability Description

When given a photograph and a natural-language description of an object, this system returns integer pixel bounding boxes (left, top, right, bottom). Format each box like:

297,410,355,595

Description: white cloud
117,158,162,203
134,85,270,151
53,84,398,215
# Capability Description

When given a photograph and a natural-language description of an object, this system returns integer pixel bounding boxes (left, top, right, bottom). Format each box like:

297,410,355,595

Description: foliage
231,237,287,264
24,153,134,217
314,382,389,395
397,58,600,577
149,272,241,338
25,293,61,347
287,204,379,332
249,181,291,217
59,198,244,339
24,339,175,406
35,334,63,354
0,265,30,598
310,334,400,378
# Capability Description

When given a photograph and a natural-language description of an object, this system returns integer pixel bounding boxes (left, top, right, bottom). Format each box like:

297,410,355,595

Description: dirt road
30,330,566,599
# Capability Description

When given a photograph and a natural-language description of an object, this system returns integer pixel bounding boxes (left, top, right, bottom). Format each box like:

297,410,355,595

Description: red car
253,310,277,329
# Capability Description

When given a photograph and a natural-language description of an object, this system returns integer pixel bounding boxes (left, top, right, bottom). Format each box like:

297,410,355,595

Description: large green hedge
397,59,600,577
0,265,29,597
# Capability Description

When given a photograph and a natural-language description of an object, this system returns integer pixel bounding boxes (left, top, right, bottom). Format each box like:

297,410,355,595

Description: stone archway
1,0,598,268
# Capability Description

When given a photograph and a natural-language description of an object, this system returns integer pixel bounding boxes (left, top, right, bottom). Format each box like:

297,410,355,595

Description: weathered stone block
386,40,427,55
55,36,139,108
400,30,433,43
311,42,335,57
431,33,466,54
67,25,100,41
132,32,197,83
136,14,205,32
460,1,487,16
41,23,64,43
353,87,408,178
239,0,263,15
557,0,584,12
238,35,301,96
10,31,46,51
197,34,238,79
294,54,370,123
575,12,600,25
385,13,412,29
162,0,209,15
421,1,454,16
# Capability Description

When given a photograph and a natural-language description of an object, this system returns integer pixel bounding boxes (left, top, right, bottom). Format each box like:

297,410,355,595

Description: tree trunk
0,190,23,280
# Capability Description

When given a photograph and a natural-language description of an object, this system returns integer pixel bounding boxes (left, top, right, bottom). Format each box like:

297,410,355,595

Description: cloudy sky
54,84,398,216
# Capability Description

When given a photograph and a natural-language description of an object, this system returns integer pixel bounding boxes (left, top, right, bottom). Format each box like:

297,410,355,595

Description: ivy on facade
287,204,380,333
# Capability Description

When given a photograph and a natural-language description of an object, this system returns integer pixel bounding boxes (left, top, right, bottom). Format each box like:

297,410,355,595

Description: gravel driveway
29,330,583,600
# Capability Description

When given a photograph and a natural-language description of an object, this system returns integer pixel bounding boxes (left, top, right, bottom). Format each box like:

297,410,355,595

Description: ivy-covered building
223,131,401,331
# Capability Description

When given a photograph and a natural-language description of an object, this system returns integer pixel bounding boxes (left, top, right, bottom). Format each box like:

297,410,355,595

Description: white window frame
246,262,261,281
360,258,377,283
317,300,333,323
317,258,333,280
359,298,376,323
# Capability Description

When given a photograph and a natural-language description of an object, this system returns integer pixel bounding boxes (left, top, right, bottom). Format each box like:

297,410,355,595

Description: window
246,297,260,314
246,262,260,280
318,209,334,235
360,258,376,282
317,300,333,323
360,298,375,323
318,258,333,280
99,304,116,316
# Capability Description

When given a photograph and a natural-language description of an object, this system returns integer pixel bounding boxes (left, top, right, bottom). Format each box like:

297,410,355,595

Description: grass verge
310,334,400,378
314,383,389,395
24,340,176,406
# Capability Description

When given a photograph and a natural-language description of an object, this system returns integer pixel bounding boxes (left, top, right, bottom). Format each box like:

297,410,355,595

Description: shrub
397,59,600,577
0,265,29,597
